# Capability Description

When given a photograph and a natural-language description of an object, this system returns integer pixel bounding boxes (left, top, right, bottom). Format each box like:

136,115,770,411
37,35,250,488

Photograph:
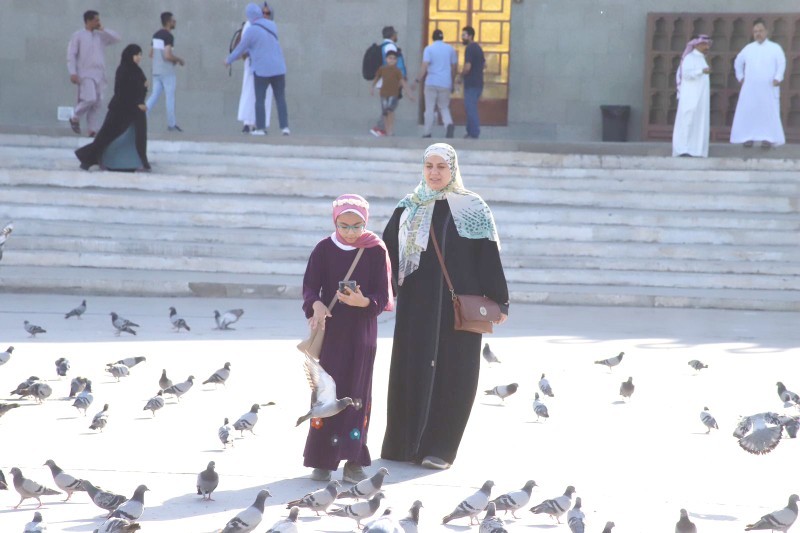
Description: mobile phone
339,280,357,293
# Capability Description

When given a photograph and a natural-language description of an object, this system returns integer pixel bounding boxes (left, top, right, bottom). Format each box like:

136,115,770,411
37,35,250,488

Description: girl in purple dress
301,194,393,482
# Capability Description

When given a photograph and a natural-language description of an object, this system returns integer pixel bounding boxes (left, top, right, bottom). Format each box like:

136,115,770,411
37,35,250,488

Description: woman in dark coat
75,44,150,171
381,143,508,470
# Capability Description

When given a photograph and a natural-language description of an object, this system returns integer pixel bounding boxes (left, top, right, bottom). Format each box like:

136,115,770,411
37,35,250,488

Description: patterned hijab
396,143,499,286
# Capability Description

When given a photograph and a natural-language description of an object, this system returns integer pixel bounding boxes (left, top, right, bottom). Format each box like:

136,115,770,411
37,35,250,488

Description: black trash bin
600,105,631,142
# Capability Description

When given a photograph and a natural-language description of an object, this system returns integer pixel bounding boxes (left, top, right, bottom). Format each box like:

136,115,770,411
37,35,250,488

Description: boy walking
370,51,411,136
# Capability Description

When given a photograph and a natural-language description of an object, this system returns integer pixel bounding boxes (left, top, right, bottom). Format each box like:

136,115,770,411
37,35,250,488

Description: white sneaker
250,129,266,136
281,128,291,136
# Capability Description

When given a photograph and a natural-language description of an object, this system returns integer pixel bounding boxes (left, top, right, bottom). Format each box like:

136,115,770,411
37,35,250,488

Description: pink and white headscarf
676,35,712,94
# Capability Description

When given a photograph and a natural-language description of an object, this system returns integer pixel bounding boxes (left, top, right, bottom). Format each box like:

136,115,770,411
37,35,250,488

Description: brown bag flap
456,294,501,323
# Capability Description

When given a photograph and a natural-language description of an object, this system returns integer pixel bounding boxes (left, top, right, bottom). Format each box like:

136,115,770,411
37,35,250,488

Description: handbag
297,247,364,359
429,226,501,335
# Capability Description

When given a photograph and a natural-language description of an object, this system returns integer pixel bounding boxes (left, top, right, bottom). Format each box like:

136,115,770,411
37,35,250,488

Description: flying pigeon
595,351,624,370
105,364,130,382
197,461,219,501
158,369,173,392
482,343,501,364
538,373,554,397
110,313,138,336
219,418,234,448
20,381,52,403
23,511,46,532
215,309,244,330
533,393,549,421
0,221,12,261
89,404,110,431
733,412,784,455
203,362,231,387
480,502,507,533
687,360,707,372
24,321,46,338
602,522,616,533
744,494,799,532
0,402,20,418
111,357,147,369
11,376,40,397
530,485,576,524
163,375,194,401
338,467,389,500
399,500,423,533
266,506,299,533
567,497,585,533
364,508,403,533
69,376,88,398
55,357,70,377
143,391,165,416
0,345,14,366
330,492,386,529
675,508,697,533
168,306,191,332
491,480,537,519
93,517,141,532
109,485,149,520
484,383,519,401
296,353,359,426
82,480,128,512
8,467,61,509
700,407,718,433
286,480,341,516
234,404,260,436
43,459,85,501
442,480,495,525
777,382,800,407
619,377,635,400
220,489,271,533
65,300,87,319
72,380,94,415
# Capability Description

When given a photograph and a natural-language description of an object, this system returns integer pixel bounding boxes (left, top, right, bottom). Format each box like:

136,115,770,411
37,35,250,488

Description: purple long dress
302,236,390,471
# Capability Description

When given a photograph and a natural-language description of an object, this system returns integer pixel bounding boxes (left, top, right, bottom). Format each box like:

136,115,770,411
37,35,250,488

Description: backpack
362,43,384,80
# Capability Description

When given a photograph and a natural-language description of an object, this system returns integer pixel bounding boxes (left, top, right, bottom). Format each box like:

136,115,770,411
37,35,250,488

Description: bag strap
429,226,456,301
326,248,365,312
253,22,279,41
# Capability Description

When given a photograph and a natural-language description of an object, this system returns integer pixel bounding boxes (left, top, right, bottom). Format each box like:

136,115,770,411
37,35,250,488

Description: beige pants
423,85,453,135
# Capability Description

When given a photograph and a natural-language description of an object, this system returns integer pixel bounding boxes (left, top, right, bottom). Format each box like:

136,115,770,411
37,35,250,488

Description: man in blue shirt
459,26,485,139
226,2,289,135
413,29,457,138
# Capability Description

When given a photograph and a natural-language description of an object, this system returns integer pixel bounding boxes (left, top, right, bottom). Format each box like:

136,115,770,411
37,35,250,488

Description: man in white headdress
730,19,786,149
672,35,711,157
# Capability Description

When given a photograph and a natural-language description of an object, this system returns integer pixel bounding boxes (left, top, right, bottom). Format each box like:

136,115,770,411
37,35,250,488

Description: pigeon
20,381,52,403
296,353,359,426
0,345,14,366
65,300,87,319
491,480,537,518
11,376,40,396
399,500,423,533
43,460,85,501
23,511,46,532
105,364,130,382
168,306,191,332
234,404,260,436
0,221,12,261
745,494,799,531
69,376,89,398
530,485,575,524
163,375,194,401
158,369,173,391
72,380,94,415
111,357,147,369
219,418,234,448
24,321,46,338
0,402,21,418
8,467,61,509
203,362,231,387
330,492,386,529
479,502,507,533
595,351,624,370
55,358,70,377
777,382,800,407
94,517,141,532
778,415,800,439
687,360,707,372
143,391,165,416
601,522,616,533
110,485,149,520
364,508,403,533
538,373,554,397
266,506,300,533
110,312,138,336
286,480,341,516
0,468,6,489
338,467,389,500
700,407,718,433
197,461,219,501
90,404,110,431
533,393,549,421
675,508,697,533
215,308,244,330
220,489,271,533
734,412,784,455
442,480,495,525
619,377,635,400
82,480,128,512
484,383,519,401
482,343,501,363
567,497,585,533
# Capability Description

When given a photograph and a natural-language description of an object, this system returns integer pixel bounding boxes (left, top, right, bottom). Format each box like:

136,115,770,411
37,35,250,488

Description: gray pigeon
364,508,403,533
11,376,40,397
533,393,549,421
619,377,635,400
23,511,46,532
484,383,518,401
338,467,389,499
539,373,554,397
197,461,219,501
733,412,784,455
168,306,191,332
72,380,94,415
143,391,165,416
442,480,495,525
111,357,146,369
491,480,537,518
595,351,624,370
219,418,234,448
480,502,507,533
0,221,12,261
687,360,707,372
399,500,423,533
24,321,46,338
69,376,88,398
20,381,52,403
675,508,697,533
9,467,61,509
203,362,231,387
105,364,130,382
778,415,800,439
163,375,194,401
0,468,6,489
530,485,575,524
776,382,800,407
567,497,585,533
286,480,341,516
109,485,148,520
65,300,87,319
215,309,244,330
221,489,271,533
700,407,718,433
266,506,299,533
43,459,85,501
482,343,501,363
234,404,260,436
158,369,172,392
109,313,138,336
93,517,141,532
55,357,70,377
0,402,21,418
602,522,616,533
0,345,13,366
89,404,110,431
82,480,127,512
330,492,386,529
296,353,358,426
745,494,799,531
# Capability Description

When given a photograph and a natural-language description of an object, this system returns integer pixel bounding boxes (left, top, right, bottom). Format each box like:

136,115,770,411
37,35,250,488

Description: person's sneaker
369,127,384,137
250,129,266,136
342,461,368,483
445,124,455,138
242,125,251,134
69,117,81,134
422,134,432,138
420,456,450,470
168,125,183,132
310,468,332,481
79,162,91,171
281,127,291,136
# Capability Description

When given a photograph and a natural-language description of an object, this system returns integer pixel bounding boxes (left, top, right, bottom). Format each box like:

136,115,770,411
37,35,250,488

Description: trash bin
600,105,631,142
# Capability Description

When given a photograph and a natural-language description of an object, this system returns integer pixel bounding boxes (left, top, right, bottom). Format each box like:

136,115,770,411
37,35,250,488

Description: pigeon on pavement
65,300,87,319
109,313,138,336
111,357,146,369
203,362,231,387
163,375,194,401
266,506,299,533
330,492,386,529
480,502,507,533
11,376,40,397
24,321,46,338
595,352,624,370
72,380,94,415
744,494,799,532
55,358,70,377
778,415,800,439
0,345,13,366
700,407,718,433
105,364,130,382
221,489,271,533
0,221,12,261
601,522,616,533
9,467,61,509
219,418,234,448
533,393,549,421
567,497,585,533
687,360,707,372
234,404,261,436
109,485,149,520
338,467,389,500
482,343,501,364
364,508,403,533
89,404,110,431
484,383,518,401
776,382,800,407
399,500,423,533
675,508,697,533
158,369,172,392
619,377,635,400
23,510,46,532
539,374,554,397
0,468,6,489
530,485,575,524
442,480,495,525
69,377,88,398
733,412,784,455
286,480,341,516
20,381,53,403
491,480,537,518
143,391,165,416
82,480,128,512
197,461,219,501
296,353,359,426
168,306,191,332
0,402,21,418
43,459,85,501
93,517,141,532
215,309,244,330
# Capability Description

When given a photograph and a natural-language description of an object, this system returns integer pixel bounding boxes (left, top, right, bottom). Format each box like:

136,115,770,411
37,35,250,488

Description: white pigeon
219,418,234,448
221,489,271,533
484,383,518,401
65,300,87,319
364,508,404,533
89,404,110,431
215,309,244,330
700,407,718,433
266,506,300,533
480,502,507,533
530,485,575,523
143,391,165,416
163,375,194,401
203,362,231,387
168,306,191,332
0,345,14,366
109,485,149,520
538,373,554,397
533,393,549,421
72,380,94,415
8,467,61,509
105,364,130,382
43,460,85,501
675,508,697,533
234,404,260,436
733,412,784,455
595,351,624,370
24,321,46,338
567,497,585,533
338,467,389,500
330,492,386,529
0,221,12,261
482,343,501,363
109,312,138,336
286,480,341,516
777,382,800,407
399,500,423,533
442,480,495,525
296,353,358,426
93,517,141,532
745,494,799,532
23,511,47,532
491,480,537,518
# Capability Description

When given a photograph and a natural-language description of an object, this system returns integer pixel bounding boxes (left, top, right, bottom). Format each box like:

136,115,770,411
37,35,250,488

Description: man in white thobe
672,35,711,157
730,19,786,149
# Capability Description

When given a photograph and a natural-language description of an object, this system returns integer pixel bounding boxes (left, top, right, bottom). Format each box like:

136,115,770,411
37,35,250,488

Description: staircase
1,133,799,311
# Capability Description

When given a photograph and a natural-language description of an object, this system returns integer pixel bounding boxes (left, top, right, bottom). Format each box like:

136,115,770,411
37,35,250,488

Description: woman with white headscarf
380,143,508,470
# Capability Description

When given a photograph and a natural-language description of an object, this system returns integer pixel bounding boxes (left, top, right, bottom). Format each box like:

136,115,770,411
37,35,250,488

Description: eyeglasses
337,223,366,233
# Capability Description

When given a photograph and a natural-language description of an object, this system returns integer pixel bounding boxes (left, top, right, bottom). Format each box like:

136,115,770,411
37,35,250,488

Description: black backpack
362,43,384,80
